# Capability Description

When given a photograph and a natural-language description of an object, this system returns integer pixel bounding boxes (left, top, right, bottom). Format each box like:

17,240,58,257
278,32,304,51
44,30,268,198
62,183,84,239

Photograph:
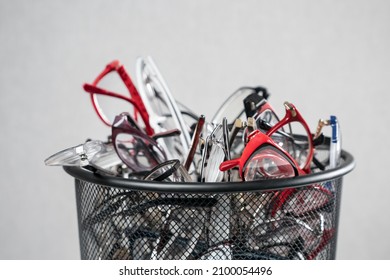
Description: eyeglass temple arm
229,118,244,150
184,115,206,171
97,60,143,108
247,117,257,133
314,119,330,139
83,83,155,136
115,64,156,136
83,83,142,112
151,129,181,140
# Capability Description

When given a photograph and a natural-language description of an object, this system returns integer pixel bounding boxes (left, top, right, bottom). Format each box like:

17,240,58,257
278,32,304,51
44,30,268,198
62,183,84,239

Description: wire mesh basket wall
65,150,354,260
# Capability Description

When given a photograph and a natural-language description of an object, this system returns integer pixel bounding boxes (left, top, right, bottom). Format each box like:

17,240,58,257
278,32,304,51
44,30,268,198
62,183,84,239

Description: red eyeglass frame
83,60,154,136
220,101,314,176
220,102,327,218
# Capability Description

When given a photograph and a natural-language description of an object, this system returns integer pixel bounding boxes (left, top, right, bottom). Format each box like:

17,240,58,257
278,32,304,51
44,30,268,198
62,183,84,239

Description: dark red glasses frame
111,113,166,172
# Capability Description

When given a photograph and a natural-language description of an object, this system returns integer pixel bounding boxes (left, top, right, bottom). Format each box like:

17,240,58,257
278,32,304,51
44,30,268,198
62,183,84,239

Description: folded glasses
81,190,217,260
200,118,231,182
45,113,182,177
45,140,123,176
150,207,206,260
248,213,334,260
136,56,192,161
112,112,180,172
218,103,333,222
220,101,314,180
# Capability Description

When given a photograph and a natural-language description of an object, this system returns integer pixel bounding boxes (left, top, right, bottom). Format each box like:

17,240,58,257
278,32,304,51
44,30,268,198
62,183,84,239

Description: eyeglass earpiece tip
284,101,297,117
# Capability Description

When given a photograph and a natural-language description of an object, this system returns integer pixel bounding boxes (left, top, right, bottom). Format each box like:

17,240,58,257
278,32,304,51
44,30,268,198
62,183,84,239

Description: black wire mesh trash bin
64,150,354,260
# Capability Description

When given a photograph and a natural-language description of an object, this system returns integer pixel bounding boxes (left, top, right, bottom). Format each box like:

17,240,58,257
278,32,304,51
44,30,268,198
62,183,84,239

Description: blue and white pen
329,115,341,169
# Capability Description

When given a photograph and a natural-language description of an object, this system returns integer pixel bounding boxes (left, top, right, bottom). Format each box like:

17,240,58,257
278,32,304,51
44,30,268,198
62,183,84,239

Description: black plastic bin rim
64,150,355,194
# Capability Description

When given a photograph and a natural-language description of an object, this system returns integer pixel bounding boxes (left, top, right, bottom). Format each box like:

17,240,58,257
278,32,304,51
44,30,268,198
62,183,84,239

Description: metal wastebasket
64,149,354,260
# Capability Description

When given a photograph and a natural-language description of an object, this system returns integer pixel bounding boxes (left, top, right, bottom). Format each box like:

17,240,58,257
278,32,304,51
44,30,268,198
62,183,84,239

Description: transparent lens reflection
115,133,165,171
243,147,296,181
271,121,311,170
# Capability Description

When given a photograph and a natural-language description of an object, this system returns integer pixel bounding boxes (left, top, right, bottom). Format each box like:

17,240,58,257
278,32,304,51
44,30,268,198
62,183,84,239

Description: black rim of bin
63,149,355,194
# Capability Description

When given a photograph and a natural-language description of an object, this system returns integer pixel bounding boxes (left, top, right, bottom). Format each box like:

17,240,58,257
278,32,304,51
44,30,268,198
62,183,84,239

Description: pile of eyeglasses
45,56,343,260
46,57,341,182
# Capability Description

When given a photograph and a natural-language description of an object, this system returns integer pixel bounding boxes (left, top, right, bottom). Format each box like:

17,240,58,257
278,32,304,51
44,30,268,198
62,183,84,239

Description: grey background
0,0,389,259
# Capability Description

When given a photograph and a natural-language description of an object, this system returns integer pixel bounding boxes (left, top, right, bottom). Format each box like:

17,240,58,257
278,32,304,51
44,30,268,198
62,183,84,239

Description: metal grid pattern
75,178,342,260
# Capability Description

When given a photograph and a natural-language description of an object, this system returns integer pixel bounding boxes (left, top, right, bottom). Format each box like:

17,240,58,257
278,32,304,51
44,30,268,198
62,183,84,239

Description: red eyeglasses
220,101,314,179
220,102,325,219
83,60,155,136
